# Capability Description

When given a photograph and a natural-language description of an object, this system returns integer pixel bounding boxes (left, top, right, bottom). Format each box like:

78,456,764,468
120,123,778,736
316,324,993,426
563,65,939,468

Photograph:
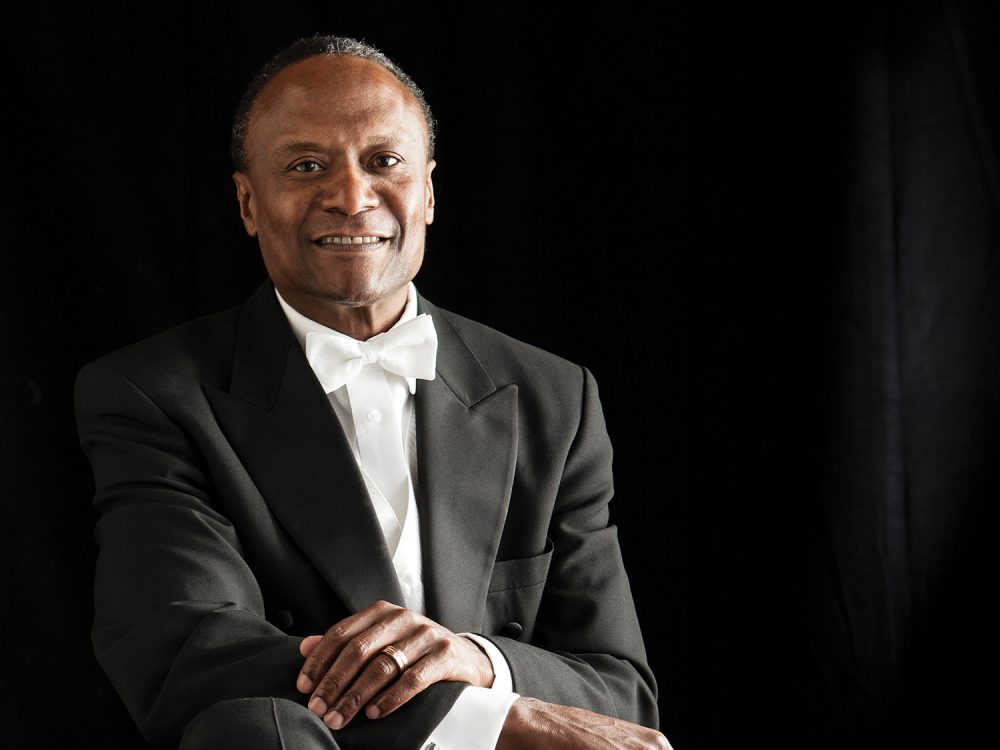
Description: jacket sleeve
75,359,463,749
484,366,660,729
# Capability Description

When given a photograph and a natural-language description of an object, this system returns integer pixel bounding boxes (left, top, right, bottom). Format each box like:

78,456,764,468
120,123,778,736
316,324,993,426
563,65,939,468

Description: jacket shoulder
426,301,592,406
436,304,582,369
77,303,244,397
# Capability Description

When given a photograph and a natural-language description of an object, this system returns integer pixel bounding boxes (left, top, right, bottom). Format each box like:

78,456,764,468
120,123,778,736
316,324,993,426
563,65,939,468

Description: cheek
403,194,432,232
257,195,311,240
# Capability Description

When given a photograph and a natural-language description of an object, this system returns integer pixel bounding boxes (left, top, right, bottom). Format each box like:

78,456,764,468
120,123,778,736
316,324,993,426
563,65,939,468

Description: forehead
247,55,427,155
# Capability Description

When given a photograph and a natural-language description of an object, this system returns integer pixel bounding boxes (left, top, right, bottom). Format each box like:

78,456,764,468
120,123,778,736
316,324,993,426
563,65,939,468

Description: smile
318,235,388,246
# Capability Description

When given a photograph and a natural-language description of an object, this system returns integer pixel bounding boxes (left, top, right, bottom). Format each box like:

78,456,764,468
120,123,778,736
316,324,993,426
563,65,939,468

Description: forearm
485,635,658,728
496,696,671,750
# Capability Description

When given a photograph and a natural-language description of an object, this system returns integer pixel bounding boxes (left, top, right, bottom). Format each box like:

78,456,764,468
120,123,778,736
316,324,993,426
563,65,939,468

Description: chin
309,283,400,309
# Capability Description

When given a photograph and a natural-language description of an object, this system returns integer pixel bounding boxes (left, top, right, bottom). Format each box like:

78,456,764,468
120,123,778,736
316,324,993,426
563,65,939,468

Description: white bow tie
305,313,438,394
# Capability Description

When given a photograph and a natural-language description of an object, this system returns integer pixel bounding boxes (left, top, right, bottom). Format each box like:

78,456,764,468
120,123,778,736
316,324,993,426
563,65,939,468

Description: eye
292,160,323,173
369,154,401,169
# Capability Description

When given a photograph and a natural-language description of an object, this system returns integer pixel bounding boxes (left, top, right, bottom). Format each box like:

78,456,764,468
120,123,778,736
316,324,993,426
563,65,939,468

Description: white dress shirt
276,284,518,750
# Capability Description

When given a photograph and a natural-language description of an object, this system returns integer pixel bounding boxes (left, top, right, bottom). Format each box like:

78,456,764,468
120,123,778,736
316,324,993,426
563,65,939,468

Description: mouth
316,234,391,246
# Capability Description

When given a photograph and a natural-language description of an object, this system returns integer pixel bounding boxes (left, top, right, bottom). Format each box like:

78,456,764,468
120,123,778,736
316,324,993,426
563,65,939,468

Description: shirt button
367,409,381,424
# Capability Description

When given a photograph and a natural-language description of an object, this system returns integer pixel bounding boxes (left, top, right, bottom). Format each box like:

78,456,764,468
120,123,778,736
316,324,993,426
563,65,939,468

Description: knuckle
639,731,670,750
387,608,412,628
301,657,320,678
325,623,350,642
346,635,375,660
436,639,458,659
379,689,402,709
369,619,389,641
384,682,412,706
405,663,431,688
340,690,364,711
374,655,397,677
315,672,345,698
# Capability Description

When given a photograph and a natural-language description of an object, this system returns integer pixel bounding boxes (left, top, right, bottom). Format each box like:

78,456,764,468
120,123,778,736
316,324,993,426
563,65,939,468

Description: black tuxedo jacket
74,282,657,748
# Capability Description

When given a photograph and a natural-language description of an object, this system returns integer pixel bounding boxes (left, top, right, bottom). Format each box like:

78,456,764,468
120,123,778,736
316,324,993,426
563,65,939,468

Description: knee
179,697,336,750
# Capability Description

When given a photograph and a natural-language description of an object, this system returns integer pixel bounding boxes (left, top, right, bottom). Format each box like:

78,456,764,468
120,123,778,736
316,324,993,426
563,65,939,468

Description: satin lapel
203,283,403,612
416,299,518,633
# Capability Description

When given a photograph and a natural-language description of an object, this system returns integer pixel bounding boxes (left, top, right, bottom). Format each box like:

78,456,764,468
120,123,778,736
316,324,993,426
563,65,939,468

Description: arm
75,359,463,749
498,698,671,750
488,366,659,727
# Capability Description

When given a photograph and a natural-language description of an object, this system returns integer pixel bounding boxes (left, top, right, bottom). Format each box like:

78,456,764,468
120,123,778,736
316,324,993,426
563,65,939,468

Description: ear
424,159,436,225
233,171,258,237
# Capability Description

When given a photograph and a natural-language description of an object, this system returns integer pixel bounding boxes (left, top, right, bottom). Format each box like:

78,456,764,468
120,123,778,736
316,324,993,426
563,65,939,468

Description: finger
321,648,408,729
311,619,437,724
299,601,399,693
307,608,418,718
299,635,323,659
365,639,460,719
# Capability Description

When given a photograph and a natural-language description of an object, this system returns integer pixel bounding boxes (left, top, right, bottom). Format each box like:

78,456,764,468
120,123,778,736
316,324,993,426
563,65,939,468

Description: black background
2,1,998,748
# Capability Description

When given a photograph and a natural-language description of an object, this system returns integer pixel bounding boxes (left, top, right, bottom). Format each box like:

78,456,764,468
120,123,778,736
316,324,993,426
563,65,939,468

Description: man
75,35,671,750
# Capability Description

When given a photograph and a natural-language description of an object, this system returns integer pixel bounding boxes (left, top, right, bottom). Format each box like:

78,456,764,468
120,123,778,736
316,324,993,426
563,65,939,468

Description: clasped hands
297,599,495,729
296,600,671,749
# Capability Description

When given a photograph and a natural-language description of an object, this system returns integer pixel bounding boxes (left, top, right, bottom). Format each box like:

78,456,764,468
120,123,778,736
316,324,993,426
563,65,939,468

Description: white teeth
319,235,385,245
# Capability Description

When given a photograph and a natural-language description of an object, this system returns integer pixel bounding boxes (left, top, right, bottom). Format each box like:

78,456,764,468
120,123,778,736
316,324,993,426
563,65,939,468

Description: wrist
497,697,560,750
462,634,496,688
496,697,531,750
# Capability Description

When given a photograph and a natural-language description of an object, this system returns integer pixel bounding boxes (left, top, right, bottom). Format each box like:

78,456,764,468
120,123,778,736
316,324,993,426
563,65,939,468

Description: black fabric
179,698,340,750
2,2,998,748
810,2,1000,745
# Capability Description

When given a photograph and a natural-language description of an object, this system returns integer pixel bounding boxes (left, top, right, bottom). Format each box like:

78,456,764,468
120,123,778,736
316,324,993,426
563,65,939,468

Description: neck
279,286,409,340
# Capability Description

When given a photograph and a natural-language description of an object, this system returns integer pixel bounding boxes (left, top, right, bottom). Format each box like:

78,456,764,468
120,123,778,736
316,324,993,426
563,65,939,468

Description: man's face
233,55,435,320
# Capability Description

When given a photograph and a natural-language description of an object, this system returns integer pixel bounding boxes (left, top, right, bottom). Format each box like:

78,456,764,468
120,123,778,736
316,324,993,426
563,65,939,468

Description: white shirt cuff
418,633,517,750
420,686,519,750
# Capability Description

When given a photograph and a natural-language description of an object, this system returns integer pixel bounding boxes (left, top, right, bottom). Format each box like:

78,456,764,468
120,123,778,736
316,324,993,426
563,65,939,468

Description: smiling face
233,54,435,336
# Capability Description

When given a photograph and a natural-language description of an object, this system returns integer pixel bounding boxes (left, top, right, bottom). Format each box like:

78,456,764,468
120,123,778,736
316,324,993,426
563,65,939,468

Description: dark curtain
2,2,997,748
811,1,1000,744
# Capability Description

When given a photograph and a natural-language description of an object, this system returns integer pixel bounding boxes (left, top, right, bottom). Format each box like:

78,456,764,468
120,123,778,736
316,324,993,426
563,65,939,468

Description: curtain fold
812,2,1000,745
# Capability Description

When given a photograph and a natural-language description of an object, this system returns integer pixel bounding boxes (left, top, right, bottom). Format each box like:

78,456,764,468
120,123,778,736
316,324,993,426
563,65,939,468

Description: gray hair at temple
230,34,437,171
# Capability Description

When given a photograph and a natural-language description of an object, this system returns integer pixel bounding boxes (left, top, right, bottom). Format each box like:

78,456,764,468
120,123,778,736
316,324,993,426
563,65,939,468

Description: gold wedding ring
382,644,408,672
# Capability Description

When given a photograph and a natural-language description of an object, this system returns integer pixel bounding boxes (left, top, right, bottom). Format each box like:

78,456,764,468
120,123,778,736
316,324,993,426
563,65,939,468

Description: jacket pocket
484,539,553,640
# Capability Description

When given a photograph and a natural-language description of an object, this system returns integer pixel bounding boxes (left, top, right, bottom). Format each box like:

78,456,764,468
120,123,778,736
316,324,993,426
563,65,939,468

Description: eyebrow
273,136,410,155
274,140,327,155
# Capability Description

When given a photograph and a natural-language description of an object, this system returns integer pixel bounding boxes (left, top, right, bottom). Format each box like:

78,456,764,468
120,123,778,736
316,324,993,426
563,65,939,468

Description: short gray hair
230,34,436,171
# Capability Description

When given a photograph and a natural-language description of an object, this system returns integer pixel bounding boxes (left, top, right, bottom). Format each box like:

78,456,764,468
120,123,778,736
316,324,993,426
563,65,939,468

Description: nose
320,163,378,215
